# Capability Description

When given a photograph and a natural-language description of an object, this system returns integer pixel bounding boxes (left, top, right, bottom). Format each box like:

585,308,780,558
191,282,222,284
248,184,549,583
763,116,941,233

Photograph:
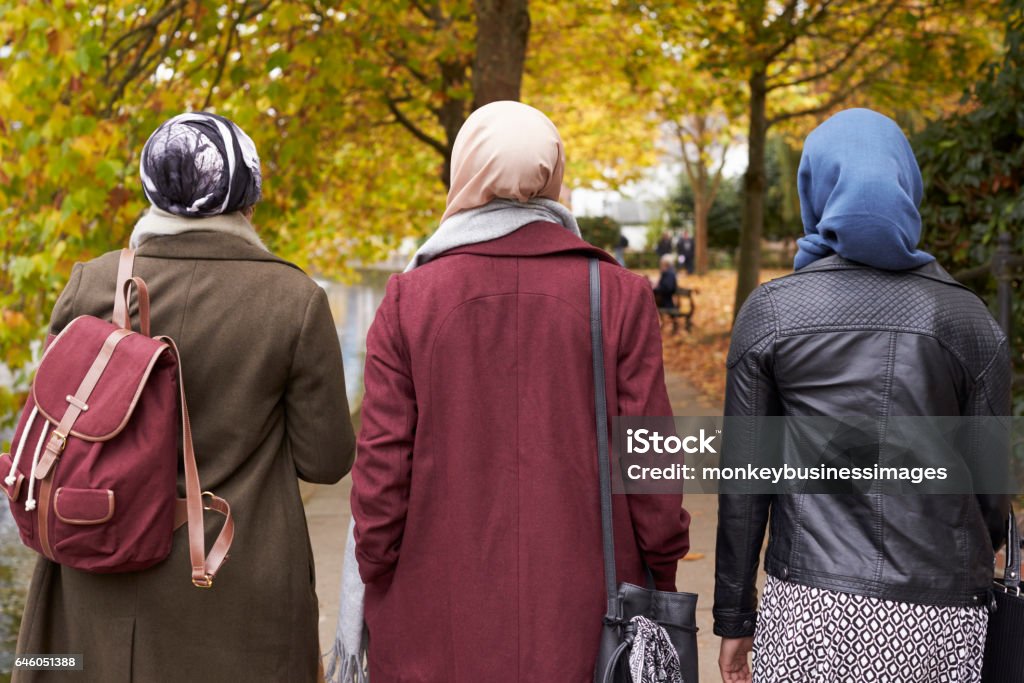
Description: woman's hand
719,636,754,683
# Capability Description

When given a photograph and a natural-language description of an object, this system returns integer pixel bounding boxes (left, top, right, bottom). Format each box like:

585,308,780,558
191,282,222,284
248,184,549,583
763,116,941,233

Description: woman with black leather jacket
714,108,1011,683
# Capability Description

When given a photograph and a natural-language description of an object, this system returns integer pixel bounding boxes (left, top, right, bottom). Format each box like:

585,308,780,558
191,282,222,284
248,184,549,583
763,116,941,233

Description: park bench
658,288,696,334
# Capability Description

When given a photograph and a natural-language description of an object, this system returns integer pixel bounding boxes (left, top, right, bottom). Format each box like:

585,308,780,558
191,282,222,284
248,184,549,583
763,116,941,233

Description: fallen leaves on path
644,268,790,408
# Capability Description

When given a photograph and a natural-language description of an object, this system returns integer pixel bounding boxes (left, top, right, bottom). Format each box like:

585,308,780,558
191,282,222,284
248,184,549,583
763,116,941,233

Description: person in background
614,230,629,266
653,253,678,309
715,108,1010,683
655,230,674,258
350,101,690,682
15,112,356,682
676,230,695,275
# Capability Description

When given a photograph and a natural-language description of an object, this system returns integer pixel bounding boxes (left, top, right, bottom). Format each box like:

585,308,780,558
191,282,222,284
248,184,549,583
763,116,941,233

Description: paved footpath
665,373,726,683
305,371,727,681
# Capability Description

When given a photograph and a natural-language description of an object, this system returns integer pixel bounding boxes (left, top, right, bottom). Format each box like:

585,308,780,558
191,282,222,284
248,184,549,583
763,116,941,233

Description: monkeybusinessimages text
623,428,949,485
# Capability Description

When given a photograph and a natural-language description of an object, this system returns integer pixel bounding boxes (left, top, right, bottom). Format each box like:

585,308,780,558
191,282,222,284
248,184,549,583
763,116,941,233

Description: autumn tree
0,0,660,427
0,0,534,425
669,113,734,275
636,0,1002,314
916,0,1024,412
616,3,746,275
0,1,1007,430
352,0,528,187
727,0,1002,314
522,1,664,189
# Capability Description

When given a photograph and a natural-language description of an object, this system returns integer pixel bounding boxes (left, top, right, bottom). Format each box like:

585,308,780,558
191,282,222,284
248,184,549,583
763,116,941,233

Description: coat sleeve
617,278,690,591
713,286,779,638
351,276,416,585
965,333,1012,551
284,285,355,484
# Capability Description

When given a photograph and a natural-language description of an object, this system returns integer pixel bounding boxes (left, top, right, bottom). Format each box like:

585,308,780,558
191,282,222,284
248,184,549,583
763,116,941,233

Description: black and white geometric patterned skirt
753,575,988,682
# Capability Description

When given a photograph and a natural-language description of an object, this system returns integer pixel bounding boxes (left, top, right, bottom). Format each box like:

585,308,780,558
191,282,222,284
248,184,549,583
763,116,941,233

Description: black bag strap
590,258,619,621
1003,506,1020,592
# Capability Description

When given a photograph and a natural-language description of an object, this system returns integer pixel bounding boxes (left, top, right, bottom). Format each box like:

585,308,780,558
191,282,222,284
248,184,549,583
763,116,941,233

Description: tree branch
106,0,187,58
410,0,444,25
707,143,730,205
763,0,835,61
202,3,241,110
241,0,274,22
197,0,273,110
385,96,447,156
767,55,896,126
105,24,161,112
388,49,431,85
766,0,900,91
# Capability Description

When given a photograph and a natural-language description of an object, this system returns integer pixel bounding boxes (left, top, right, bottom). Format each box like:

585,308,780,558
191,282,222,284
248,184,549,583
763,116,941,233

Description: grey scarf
324,520,368,683
405,198,581,272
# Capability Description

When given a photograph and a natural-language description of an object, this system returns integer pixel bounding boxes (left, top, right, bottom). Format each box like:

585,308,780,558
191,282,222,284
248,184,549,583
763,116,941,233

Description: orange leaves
45,28,66,57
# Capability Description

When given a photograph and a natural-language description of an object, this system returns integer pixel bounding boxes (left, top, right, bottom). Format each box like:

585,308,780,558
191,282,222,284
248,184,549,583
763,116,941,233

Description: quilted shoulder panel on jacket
727,285,778,368
762,267,1005,378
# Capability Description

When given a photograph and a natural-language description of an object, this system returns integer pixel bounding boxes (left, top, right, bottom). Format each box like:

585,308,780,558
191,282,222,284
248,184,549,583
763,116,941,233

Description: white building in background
571,133,749,252
573,192,668,252
583,197,663,251
571,159,682,252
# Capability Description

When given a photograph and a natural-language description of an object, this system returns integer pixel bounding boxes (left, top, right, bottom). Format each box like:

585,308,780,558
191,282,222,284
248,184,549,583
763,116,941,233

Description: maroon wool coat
351,222,691,683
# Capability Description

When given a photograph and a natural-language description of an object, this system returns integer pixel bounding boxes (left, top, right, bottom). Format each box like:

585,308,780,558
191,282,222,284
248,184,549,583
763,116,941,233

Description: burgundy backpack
1,249,233,587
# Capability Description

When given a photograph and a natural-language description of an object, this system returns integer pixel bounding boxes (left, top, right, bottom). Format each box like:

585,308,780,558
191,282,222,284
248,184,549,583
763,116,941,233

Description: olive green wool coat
14,232,356,682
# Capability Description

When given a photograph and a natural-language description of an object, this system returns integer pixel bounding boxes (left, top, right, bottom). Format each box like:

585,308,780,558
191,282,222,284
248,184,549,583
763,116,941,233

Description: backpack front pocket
53,486,117,557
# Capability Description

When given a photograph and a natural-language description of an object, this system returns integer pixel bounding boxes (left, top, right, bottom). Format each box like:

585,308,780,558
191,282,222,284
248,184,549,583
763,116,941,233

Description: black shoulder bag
589,258,700,683
982,508,1024,682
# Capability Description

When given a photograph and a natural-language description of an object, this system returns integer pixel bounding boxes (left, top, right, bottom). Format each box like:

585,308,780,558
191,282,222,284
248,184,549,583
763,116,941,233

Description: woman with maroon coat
350,101,691,682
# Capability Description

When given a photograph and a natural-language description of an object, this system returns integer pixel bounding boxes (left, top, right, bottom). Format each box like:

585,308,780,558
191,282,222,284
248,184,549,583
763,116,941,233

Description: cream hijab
405,101,579,271
442,101,566,222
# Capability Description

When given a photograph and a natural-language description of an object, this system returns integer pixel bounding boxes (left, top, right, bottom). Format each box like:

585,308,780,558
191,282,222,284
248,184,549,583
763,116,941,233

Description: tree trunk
438,58,471,189
472,0,530,107
734,68,768,318
435,0,530,188
694,199,710,275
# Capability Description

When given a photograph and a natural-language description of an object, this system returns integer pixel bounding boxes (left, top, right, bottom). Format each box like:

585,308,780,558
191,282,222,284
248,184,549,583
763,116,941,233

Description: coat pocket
52,487,117,557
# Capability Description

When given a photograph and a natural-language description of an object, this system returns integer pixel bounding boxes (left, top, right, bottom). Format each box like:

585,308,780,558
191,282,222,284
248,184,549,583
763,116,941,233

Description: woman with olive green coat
15,113,355,682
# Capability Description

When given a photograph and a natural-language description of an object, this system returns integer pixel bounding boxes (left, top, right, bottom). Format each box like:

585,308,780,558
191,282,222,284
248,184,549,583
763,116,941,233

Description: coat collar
136,231,304,272
788,254,970,291
436,222,620,265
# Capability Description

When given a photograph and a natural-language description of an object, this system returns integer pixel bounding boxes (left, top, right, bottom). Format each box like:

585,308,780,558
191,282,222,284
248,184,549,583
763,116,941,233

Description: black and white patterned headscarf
139,112,262,217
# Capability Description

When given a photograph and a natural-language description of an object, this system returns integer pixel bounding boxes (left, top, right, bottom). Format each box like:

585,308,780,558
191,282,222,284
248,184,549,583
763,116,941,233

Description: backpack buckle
192,574,214,589
50,431,67,453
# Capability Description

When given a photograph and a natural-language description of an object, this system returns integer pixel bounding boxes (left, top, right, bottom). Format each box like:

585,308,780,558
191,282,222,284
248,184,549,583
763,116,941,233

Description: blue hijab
794,108,934,271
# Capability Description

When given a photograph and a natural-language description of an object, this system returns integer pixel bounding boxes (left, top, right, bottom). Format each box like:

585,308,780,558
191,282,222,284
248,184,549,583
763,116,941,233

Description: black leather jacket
713,256,1011,638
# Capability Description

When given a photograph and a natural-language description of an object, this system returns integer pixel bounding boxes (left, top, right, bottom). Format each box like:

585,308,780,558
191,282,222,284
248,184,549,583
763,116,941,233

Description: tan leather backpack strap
119,277,151,337
112,248,136,328
158,336,235,588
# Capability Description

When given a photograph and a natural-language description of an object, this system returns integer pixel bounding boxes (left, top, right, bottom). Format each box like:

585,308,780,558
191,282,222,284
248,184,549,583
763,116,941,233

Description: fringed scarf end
323,636,369,683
